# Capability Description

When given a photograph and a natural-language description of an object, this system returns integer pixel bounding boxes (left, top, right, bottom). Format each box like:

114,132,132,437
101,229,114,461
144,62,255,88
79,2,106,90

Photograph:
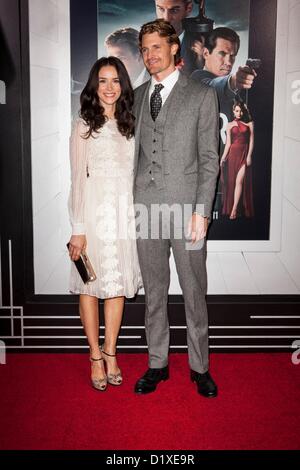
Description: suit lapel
181,35,187,57
163,72,188,131
134,80,151,171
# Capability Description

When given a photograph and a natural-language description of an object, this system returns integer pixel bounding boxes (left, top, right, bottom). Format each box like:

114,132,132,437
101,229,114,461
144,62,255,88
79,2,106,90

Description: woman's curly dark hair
80,56,134,139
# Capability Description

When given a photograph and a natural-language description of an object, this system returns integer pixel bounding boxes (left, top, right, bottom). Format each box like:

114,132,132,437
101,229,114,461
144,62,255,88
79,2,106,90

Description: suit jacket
133,72,220,218
181,32,200,76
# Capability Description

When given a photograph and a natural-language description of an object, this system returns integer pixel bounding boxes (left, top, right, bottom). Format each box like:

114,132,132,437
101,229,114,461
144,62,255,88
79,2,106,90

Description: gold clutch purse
67,243,97,284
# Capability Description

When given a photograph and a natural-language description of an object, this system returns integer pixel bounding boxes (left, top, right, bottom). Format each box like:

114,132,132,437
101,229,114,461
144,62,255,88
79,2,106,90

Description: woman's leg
102,296,125,375
79,294,105,380
230,164,246,219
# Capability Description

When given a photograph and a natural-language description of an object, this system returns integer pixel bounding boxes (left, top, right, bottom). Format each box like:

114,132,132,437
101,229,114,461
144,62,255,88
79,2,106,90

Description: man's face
141,32,178,80
106,44,143,81
203,38,238,77
155,0,193,35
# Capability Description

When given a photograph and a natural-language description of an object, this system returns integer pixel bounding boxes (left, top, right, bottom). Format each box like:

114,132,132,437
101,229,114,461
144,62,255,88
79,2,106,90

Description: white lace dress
68,118,142,299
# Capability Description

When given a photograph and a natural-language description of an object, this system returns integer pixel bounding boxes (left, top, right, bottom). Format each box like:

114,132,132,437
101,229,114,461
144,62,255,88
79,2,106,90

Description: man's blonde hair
139,19,181,66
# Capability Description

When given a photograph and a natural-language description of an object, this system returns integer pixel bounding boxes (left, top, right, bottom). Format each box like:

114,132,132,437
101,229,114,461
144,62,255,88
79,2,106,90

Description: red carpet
0,353,299,450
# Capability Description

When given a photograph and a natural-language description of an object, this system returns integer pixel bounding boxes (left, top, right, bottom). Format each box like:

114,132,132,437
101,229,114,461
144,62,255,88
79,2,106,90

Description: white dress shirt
148,68,180,107
178,31,185,44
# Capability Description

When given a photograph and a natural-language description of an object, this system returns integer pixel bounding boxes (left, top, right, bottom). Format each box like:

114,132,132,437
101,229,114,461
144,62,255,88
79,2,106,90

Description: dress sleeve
68,119,88,235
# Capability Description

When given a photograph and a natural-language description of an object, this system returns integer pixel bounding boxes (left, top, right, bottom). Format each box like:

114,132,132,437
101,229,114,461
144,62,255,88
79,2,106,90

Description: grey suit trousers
135,187,209,374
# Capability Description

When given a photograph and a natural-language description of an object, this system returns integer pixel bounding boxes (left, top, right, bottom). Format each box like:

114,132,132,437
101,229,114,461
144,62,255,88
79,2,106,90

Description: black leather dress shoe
191,370,218,398
134,366,169,394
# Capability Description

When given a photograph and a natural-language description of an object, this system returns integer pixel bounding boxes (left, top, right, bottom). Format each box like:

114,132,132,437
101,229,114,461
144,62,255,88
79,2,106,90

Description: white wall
29,0,300,295
277,0,300,290
29,0,71,294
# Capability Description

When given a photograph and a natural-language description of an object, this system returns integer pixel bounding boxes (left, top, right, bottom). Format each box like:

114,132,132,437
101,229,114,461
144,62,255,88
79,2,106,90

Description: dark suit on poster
192,69,240,125
133,72,219,373
180,32,199,76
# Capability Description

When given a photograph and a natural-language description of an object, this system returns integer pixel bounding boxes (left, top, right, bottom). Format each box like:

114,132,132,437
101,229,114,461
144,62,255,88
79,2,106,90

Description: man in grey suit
133,19,219,397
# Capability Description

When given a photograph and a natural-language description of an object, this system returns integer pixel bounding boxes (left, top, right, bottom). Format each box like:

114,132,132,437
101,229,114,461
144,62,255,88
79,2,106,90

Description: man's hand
68,234,87,261
231,65,257,91
187,213,208,243
191,39,205,61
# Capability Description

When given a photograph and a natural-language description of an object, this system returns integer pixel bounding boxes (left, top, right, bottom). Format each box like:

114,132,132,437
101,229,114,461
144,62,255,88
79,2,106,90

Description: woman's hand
220,156,227,166
68,235,87,261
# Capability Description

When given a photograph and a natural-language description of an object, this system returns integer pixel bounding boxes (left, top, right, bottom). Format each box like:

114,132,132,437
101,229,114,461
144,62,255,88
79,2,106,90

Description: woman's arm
68,119,88,260
220,123,232,166
246,121,254,166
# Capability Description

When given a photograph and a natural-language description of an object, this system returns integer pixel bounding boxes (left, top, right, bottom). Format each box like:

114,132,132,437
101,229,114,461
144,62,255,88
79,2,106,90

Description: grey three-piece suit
133,72,219,373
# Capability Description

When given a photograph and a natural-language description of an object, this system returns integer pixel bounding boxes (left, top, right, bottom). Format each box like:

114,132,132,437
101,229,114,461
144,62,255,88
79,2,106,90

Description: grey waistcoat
135,87,176,191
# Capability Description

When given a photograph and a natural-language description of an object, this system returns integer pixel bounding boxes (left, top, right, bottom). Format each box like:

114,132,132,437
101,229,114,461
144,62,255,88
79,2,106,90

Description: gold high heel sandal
100,347,123,386
90,357,107,391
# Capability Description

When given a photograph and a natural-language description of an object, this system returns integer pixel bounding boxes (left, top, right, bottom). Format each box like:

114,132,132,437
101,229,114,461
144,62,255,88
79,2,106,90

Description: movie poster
71,0,276,242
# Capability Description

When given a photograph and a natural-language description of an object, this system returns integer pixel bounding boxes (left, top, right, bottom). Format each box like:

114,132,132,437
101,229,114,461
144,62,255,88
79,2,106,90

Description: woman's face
233,105,243,120
97,65,122,109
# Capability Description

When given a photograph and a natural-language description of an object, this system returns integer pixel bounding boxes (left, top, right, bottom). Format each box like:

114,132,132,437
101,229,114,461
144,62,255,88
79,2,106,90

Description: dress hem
69,285,143,300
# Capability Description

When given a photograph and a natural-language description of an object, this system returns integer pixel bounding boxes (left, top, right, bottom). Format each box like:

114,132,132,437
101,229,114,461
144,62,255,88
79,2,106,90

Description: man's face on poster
141,32,178,78
155,0,193,35
106,44,143,81
203,38,238,77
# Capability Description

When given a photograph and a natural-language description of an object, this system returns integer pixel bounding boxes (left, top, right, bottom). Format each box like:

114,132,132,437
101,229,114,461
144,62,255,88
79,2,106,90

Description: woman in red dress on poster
220,100,254,219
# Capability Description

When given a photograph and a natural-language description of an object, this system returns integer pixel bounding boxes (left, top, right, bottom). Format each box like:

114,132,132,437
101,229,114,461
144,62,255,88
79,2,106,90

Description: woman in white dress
68,57,142,391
